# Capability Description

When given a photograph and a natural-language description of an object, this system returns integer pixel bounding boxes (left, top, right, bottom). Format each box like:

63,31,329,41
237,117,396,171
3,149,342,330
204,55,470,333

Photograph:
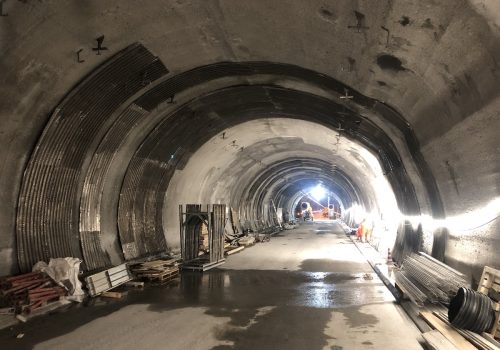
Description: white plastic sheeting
33,257,85,302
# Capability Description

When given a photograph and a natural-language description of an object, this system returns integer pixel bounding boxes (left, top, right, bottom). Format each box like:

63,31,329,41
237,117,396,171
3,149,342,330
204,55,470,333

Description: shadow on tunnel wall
392,221,423,264
431,227,449,262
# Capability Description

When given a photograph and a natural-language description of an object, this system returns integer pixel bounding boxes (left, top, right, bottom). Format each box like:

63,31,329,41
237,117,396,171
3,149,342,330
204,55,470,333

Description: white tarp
33,257,85,302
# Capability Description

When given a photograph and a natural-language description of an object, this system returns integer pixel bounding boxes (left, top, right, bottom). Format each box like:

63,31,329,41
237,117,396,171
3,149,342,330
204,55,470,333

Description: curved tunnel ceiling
1,1,498,280
164,118,398,244
15,47,417,271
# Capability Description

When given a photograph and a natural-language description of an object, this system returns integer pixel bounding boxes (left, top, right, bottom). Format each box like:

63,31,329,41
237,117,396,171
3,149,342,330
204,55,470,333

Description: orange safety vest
356,223,366,238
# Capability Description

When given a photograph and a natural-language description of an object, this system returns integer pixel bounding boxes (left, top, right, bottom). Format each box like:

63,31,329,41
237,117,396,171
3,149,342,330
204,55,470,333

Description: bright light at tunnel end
310,184,326,201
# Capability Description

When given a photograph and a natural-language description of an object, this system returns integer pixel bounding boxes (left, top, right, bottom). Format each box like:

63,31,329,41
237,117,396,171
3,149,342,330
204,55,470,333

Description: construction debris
477,266,500,341
0,271,68,315
394,270,427,307
33,257,84,302
16,299,72,323
433,311,500,350
414,265,500,350
100,291,124,299
130,260,180,283
226,246,245,255
422,329,458,350
124,281,145,288
420,311,476,350
237,236,256,246
396,252,469,305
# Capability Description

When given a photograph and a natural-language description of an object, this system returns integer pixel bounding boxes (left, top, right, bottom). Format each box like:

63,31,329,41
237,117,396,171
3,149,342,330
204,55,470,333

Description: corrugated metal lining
79,105,149,271
237,159,362,229
16,43,168,272
16,56,438,272
133,61,440,213
117,157,171,260
119,85,420,247
118,62,434,258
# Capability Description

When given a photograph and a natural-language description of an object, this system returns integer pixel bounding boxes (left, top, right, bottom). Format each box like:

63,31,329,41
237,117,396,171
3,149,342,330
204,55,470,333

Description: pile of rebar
397,252,469,306
394,270,427,307
0,271,67,314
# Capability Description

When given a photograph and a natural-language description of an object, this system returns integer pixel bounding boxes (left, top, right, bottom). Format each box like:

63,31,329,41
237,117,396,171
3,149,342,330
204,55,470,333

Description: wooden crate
477,266,500,340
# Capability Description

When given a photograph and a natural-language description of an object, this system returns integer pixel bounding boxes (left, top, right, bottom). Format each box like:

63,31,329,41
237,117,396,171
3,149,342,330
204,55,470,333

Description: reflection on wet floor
0,222,419,350
0,268,391,349
174,269,394,310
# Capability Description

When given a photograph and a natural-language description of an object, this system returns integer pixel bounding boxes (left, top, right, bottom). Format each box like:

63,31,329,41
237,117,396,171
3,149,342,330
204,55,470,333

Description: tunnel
0,1,499,348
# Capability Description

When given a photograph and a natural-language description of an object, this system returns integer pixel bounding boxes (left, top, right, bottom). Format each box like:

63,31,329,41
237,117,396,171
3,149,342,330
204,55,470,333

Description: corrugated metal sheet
17,58,436,273
16,43,168,272
79,105,149,271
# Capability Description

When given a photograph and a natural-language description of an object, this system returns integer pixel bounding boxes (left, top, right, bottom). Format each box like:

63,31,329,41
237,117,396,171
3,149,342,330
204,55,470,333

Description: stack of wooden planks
130,259,180,283
418,265,500,350
0,272,67,314
420,310,500,350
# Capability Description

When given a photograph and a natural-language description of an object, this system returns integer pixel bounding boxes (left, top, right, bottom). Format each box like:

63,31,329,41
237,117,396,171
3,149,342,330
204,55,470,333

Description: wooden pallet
131,260,180,284
182,258,225,271
153,271,179,284
85,264,134,297
136,268,179,280
477,266,500,340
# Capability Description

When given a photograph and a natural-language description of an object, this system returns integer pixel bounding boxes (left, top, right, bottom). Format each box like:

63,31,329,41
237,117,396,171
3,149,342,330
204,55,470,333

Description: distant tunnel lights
310,184,326,201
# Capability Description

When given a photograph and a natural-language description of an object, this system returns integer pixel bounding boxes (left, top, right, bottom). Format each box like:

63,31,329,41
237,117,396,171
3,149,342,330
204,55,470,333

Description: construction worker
356,219,367,242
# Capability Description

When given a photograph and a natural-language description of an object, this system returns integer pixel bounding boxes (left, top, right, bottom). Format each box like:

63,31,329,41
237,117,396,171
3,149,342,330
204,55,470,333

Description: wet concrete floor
0,221,423,349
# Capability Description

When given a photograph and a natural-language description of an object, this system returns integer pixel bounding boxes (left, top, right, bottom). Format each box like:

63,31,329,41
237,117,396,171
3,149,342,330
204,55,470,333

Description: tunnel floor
0,221,423,350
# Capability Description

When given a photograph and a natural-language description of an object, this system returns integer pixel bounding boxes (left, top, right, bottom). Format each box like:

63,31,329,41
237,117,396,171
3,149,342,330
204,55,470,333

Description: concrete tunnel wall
0,0,499,285
164,118,399,247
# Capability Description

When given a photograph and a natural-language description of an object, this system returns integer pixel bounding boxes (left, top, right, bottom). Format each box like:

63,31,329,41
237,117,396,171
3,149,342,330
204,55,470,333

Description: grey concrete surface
0,222,423,350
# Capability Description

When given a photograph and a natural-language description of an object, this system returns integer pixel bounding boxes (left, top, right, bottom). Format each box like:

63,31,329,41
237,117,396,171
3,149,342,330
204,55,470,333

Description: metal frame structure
179,204,226,271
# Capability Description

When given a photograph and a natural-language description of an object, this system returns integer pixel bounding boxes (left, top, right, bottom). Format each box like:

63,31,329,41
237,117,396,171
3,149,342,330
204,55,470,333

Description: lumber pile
422,330,460,350
420,310,500,350
130,259,179,283
0,271,67,314
420,311,476,350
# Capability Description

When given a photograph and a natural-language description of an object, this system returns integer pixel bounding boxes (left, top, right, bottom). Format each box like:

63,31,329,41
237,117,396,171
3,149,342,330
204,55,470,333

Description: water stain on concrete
211,306,332,350
300,259,371,273
0,267,390,349
340,306,379,328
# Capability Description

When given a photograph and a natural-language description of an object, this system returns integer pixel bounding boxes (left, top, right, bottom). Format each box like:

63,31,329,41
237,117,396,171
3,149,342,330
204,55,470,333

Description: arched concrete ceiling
164,118,399,246
0,0,498,281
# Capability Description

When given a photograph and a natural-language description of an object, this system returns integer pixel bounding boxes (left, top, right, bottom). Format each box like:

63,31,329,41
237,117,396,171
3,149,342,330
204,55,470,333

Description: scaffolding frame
179,204,226,271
